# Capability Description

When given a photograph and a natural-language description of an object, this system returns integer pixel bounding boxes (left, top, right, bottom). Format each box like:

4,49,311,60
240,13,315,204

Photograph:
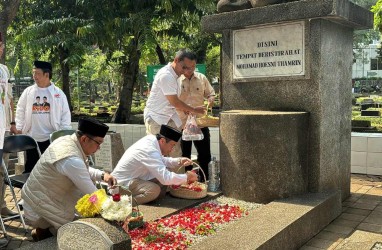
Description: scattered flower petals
129,196,262,249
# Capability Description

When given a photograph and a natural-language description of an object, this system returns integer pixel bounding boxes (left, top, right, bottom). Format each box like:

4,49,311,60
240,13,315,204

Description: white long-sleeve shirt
111,134,187,187
15,83,71,139
23,157,103,221
0,64,10,149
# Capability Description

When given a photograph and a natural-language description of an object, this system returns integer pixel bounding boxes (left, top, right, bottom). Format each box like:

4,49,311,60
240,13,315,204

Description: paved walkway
0,174,381,249
301,174,382,250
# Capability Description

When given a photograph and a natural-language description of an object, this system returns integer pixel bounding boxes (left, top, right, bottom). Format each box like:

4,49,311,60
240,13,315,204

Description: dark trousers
24,140,50,173
181,127,211,181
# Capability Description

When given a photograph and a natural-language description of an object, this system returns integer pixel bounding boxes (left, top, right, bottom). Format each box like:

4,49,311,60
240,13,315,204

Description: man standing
0,32,16,247
144,49,205,157
0,47,18,216
21,117,117,241
111,125,198,205
15,60,71,173
178,69,215,181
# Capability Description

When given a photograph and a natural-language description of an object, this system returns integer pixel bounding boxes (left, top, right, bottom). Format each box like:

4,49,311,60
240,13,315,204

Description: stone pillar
220,110,309,203
202,0,373,202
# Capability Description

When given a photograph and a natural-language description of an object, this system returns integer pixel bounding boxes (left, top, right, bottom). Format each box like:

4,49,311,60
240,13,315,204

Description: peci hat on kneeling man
78,117,109,138
159,125,182,142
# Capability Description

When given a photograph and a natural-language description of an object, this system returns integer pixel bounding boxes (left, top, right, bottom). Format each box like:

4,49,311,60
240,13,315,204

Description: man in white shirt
111,125,198,205
21,117,117,242
144,49,206,157
0,31,16,247
15,60,71,173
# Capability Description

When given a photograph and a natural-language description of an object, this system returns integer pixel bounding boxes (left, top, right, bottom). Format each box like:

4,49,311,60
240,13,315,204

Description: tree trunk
58,47,73,111
112,37,141,124
156,44,166,65
0,0,21,63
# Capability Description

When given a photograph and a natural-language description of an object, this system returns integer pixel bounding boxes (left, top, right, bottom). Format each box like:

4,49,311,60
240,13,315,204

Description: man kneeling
112,125,198,205
21,117,117,241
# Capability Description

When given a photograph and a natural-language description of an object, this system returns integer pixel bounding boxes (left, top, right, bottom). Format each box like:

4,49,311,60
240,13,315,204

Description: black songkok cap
34,60,52,71
159,125,182,142
78,117,109,138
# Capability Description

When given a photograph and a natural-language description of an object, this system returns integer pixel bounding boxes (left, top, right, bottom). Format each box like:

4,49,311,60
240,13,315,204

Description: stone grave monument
57,217,131,250
94,132,125,172
201,0,372,247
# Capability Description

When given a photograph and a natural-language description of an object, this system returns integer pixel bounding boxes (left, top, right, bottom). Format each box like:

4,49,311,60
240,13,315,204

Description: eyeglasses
179,62,195,71
86,136,102,146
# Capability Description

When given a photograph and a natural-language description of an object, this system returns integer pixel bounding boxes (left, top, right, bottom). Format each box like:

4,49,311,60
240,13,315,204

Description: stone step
19,191,222,249
190,191,341,250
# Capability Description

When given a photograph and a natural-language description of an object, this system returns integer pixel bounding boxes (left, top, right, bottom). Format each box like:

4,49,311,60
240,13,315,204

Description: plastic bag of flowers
75,189,108,217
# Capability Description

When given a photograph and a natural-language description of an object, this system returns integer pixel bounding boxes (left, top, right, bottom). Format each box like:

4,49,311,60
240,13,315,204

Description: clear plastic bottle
208,157,220,192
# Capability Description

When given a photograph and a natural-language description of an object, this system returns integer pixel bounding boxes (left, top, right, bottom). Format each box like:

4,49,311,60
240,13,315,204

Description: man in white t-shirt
144,49,205,157
15,61,71,173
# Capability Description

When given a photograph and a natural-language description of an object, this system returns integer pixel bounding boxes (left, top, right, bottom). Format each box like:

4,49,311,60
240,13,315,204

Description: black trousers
24,140,50,173
181,127,211,181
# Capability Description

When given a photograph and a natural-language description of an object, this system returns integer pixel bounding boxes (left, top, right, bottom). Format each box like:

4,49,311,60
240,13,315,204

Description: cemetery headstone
57,218,131,250
94,132,125,172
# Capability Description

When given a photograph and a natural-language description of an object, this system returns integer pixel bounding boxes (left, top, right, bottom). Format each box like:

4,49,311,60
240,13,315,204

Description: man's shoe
31,227,53,242
0,238,8,247
1,207,17,217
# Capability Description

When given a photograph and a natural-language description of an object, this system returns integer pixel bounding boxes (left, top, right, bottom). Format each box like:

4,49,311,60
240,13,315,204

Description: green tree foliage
0,0,21,63
5,0,220,121
373,0,382,32
13,0,93,110
77,0,218,123
352,0,379,66
371,0,382,64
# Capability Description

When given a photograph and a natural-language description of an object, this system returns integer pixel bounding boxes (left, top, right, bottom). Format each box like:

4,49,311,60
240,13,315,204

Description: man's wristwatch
101,172,105,181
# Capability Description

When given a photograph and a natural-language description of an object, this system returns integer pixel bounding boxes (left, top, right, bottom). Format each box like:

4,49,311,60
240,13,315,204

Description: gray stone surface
220,110,309,203
140,191,222,221
336,230,382,250
203,0,373,33
18,237,57,250
57,217,131,250
201,0,368,201
18,192,222,249
217,0,252,13
190,191,341,250
94,132,125,172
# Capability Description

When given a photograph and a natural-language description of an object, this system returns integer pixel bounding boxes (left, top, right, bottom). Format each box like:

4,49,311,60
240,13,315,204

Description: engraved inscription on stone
233,21,305,79
94,134,112,172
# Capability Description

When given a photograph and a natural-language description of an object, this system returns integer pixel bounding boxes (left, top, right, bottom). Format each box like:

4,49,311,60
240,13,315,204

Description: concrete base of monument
190,191,341,250
19,191,340,249
19,191,223,250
